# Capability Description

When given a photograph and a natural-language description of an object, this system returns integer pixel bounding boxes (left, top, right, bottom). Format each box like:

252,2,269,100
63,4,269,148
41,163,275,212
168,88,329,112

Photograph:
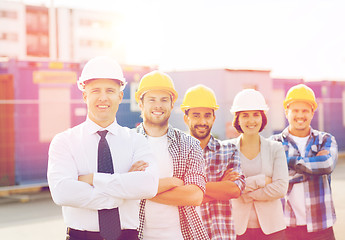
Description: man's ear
138,99,143,110
183,114,189,125
82,91,87,103
119,91,124,102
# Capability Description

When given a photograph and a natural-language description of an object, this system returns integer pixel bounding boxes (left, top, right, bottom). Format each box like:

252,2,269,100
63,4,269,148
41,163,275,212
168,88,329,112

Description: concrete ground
0,158,344,240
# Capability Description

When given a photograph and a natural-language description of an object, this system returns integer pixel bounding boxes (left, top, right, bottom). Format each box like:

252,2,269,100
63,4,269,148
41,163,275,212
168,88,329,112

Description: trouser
66,227,139,240
286,226,335,240
237,228,286,240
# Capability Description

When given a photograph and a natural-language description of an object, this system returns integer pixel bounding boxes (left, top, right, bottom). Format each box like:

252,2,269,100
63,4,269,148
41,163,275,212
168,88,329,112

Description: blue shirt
271,127,337,232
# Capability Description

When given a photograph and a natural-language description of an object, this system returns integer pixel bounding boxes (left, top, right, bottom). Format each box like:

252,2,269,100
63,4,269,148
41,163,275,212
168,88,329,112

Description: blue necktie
97,130,121,240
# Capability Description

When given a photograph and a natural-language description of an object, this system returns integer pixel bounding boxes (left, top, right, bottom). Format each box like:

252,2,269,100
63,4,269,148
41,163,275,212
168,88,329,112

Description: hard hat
78,56,127,91
230,89,269,114
283,84,317,110
180,84,219,112
135,70,178,103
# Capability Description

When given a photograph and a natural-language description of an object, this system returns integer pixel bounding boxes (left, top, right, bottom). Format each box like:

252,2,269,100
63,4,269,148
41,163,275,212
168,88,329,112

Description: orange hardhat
283,84,317,110
181,84,219,112
135,70,178,103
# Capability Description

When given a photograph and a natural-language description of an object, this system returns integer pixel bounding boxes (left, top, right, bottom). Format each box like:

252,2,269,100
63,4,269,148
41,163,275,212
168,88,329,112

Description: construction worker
47,56,158,240
271,84,337,240
230,89,289,240
181,84,246,240
135,71,209,240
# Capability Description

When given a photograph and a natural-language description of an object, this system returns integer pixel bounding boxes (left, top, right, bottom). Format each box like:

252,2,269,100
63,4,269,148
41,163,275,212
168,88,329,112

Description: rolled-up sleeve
184,143,207,193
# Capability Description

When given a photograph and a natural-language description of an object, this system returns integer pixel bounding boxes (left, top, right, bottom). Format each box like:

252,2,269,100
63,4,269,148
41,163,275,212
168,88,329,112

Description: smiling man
181,85,245,240
135,71,209,240
47,56,158,240
271,84,338,240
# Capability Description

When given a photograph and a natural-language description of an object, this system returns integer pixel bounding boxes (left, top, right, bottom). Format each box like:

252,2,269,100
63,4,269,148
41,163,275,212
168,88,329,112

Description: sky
10,0,345,81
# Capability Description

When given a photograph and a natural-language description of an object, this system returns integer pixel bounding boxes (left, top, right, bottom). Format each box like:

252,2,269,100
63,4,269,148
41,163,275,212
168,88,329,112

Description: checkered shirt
271,127,337,232
200,136,245,240
137,124,209,240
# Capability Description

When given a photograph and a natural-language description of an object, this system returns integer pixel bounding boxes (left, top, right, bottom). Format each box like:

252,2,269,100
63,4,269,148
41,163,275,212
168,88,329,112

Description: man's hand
221,168,240,182
129,161,149,172
316,150,329,156
78,174,94,186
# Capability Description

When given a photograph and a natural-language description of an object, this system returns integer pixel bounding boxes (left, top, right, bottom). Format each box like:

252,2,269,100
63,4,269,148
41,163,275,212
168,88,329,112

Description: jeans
286,226,335,240
237,228,286,240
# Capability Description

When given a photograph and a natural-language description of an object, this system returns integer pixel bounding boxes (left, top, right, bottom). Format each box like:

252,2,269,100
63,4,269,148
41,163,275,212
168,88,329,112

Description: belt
67,228,103,240
67,227,139,240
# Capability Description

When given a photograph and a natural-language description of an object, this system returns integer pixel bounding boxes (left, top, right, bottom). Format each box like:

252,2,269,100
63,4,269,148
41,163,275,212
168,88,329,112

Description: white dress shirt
47,118,158,231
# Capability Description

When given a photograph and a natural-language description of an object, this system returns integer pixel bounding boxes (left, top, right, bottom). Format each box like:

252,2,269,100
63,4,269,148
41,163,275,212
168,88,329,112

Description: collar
205,135,220,152
85,117,119,136
137,123,175,142
281,126,316,139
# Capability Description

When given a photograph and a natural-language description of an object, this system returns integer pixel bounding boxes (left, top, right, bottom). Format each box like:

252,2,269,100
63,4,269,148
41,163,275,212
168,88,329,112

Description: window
0,33,18,41
26,6,49,57
0,10,17,19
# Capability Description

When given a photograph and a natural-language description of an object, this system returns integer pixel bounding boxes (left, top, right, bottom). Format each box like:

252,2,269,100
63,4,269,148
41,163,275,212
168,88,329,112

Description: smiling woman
229,89,289,240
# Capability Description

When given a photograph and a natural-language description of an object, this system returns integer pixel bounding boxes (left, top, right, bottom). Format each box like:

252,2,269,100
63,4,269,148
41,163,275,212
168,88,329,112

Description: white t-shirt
288,135,309,226
143,135,183,240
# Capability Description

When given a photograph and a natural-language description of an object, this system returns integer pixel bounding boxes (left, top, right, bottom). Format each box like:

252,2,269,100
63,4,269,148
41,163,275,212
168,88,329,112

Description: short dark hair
184,109,215,116
232,110,267,133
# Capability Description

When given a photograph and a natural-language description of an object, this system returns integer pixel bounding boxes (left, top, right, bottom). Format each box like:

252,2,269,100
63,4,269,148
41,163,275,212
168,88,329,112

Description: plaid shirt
200,136,245,240
271,127,337,232
137,124,209,240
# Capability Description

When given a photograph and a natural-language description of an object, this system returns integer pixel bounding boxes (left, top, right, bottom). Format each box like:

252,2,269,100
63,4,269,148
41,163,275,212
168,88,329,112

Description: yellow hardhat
283,84,317,110
135,70,178,103
181,84,219,112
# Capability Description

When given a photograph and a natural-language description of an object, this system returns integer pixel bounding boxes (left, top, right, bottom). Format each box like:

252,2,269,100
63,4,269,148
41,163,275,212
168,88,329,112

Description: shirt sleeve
242,174,266,193
183,142,207,193
229,148,246,193
93,132,159,200
47,133,124,210
288,134,338,175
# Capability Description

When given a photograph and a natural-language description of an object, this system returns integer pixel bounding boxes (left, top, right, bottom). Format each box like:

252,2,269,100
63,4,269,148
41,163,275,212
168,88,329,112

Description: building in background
0,1,26,59
0,1,125,63
1,1,345,188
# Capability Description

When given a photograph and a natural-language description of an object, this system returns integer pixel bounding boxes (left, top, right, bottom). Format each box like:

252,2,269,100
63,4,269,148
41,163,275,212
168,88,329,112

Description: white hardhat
78,56,127,91
230,89,269,114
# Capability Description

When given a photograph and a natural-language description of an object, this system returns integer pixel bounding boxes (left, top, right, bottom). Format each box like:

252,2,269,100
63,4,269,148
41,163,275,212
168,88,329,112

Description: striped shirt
137,124,209,240
271,127,337,232
200,136,245,240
